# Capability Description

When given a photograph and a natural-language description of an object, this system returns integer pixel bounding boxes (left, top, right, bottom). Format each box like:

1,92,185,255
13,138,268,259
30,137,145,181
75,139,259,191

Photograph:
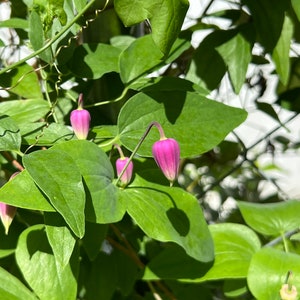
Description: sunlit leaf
238,200,300,236
248,248,300,300
118,91,247,158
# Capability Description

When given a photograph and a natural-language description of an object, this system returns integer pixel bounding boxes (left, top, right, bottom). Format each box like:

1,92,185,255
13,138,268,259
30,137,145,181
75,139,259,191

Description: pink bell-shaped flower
116,157,133,187
0,172,19,234
152,137,180,185
114,144,133,187
70,93,91,140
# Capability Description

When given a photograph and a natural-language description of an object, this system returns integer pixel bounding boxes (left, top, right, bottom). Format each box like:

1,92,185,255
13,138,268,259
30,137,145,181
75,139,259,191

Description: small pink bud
152,138,180,185
70,94,91,140
0,172,19,235
116,157,133,187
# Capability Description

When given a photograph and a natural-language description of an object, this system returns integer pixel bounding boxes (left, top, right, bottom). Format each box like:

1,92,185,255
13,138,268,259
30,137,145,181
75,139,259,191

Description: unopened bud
116,157,133,187
70,94,91,140
152,137,180,186
0,172,19,234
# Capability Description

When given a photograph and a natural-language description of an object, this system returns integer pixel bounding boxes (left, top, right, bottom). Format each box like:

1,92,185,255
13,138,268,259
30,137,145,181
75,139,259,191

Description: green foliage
0,0,299,299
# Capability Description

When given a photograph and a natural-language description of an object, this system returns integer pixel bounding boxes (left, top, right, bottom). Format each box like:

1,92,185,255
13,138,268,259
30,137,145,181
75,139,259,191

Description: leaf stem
115,121,161,186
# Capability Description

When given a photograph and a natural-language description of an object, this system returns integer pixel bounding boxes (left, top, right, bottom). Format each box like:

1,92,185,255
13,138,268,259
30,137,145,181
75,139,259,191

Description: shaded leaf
0,18,28,29
68,43,121,79
242,0,288,52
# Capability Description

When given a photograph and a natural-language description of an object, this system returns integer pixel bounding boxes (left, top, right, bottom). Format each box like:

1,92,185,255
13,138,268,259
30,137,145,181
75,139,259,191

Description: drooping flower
113,144,133,187
152,137,180,185
116,157,133,187
70,93,91,140
0,172,19,235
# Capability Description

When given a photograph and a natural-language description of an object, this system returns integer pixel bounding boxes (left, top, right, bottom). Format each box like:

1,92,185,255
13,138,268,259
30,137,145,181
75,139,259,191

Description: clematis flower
0,172,19,234
70,93,91,140
113,144,133,187
116,157,133,187
152,137,180,186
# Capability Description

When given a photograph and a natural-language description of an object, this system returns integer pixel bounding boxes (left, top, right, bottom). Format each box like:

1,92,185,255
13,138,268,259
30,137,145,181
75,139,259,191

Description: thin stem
0,0,105,75
109,224,144,269
264,229,299,248
282,231,290,253
1,152,24,171
85,87,129,108
115,121,161,186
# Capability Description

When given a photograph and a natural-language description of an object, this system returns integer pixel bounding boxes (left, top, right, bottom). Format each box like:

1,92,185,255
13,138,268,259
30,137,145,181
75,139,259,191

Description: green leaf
292,0,300,22
238,200,300,236
118,91,247,158
0,99,49,126
0,115,21,152
23,148,86,238
68,43,122,79
15,225,78,300
150,0,189,55
29,10,52,62
216,32,252,93
119,35,163,84
255,101,287,128
0,18,29,29
0,63,43,99
242,0,288,52
0,170,55,211
0,267,38,300
185,30,230,90
45,212,76,268
21,123,74,146
114,0,189,55
51,140,125,224
272,14,293,86
187,223,261,282
123,174,214,262
248,248,300,300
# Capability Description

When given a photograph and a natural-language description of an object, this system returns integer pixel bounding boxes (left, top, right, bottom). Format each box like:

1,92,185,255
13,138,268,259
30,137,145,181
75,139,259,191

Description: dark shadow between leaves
146,243,213,280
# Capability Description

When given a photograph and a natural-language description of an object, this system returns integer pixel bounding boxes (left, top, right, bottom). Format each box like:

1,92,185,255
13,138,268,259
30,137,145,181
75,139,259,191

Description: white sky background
0,0,300,200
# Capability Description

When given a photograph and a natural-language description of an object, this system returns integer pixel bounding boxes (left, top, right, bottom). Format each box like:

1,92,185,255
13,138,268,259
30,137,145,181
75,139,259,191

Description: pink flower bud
0,172,19,234
70,94,91,140
116,157,133,187
152,138,180,185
